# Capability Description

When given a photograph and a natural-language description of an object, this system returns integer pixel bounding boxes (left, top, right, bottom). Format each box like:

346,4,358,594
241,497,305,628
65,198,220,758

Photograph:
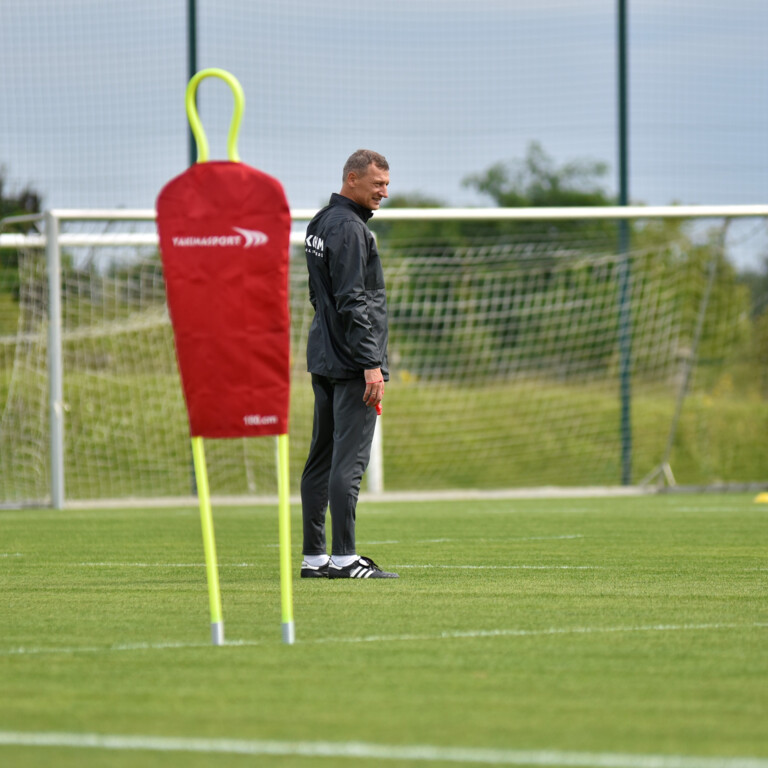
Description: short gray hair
342,149,389,182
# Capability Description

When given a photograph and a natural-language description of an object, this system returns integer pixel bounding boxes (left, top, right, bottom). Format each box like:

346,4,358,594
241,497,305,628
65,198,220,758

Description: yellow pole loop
185,68,245,163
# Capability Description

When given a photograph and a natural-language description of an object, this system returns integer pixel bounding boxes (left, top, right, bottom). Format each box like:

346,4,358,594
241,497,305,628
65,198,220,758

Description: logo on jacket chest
305,234,325,259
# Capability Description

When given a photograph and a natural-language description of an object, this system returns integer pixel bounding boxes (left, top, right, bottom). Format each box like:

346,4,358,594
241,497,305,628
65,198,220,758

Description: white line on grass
2,640,219,656
376,535,586,544
673,507,747,513
74,562,595,569
3,622,766,658
392,565,599,570
309,622,768,646
525,534,585,541
78,562,255,568
266,535,585,548
0,731,766,768
372,535,586,544
68,562,764,573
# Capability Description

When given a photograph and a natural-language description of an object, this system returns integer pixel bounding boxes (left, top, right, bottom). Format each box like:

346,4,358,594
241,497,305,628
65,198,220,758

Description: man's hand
363,368,385,411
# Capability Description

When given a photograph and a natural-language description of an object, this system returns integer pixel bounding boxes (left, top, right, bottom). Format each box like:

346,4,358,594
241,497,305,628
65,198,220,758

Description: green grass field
2,493,767,767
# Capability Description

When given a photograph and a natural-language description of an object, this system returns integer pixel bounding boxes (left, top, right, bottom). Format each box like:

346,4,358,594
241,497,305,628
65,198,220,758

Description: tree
371,142,618,247
0,166,43,310
0,165,42,222
460,141,618,245
738,255,768,319
463,141,612,208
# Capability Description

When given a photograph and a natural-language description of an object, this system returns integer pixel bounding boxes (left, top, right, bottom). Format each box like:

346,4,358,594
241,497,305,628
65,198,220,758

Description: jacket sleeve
327,221,383,369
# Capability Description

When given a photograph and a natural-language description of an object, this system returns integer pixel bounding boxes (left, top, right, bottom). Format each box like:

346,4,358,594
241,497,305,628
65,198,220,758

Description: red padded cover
156,161,291,438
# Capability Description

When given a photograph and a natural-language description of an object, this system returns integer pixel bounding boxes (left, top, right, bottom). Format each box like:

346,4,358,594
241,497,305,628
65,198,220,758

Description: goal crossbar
4,205,768,250
5,203,768,231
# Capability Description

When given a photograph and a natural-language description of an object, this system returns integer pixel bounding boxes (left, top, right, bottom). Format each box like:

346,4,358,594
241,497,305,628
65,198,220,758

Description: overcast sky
1,0,767,264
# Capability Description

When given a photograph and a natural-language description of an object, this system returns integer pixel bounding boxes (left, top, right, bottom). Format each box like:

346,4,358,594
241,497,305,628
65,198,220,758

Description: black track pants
301,373,378,556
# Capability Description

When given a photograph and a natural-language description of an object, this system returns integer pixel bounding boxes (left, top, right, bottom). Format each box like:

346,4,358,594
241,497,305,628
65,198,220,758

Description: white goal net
1,207,766,507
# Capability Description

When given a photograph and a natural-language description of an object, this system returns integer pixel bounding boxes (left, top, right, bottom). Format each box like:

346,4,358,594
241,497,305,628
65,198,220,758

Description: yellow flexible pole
191,436,224,645
182,69,292,645
277,433,295,644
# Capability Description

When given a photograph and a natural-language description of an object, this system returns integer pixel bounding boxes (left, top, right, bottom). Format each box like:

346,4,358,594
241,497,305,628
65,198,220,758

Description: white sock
331,554,358,568
303,554,330,567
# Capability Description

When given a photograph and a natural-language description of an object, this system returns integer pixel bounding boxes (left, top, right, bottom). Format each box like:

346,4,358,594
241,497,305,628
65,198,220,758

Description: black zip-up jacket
304,193,389,380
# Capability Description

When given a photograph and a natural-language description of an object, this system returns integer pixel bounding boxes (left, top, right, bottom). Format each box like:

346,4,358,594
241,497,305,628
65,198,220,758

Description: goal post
44,211,64,509
1,205,766,508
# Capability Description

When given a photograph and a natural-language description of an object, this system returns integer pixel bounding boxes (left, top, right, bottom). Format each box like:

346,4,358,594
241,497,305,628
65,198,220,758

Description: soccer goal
1,205,766,508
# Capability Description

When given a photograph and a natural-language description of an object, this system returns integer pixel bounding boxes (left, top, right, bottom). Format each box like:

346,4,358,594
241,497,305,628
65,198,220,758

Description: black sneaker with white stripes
300,559,329,578
328,556,399,579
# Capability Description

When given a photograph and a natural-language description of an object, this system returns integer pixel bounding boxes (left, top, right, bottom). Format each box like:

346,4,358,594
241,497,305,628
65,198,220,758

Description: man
300,149,398,580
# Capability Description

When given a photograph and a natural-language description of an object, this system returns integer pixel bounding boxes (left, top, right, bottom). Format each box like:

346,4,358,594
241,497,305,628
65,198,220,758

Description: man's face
348,164,390,210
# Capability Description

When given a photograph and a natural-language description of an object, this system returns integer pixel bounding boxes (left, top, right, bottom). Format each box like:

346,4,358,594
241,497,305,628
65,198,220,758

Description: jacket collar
329,192,374,223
